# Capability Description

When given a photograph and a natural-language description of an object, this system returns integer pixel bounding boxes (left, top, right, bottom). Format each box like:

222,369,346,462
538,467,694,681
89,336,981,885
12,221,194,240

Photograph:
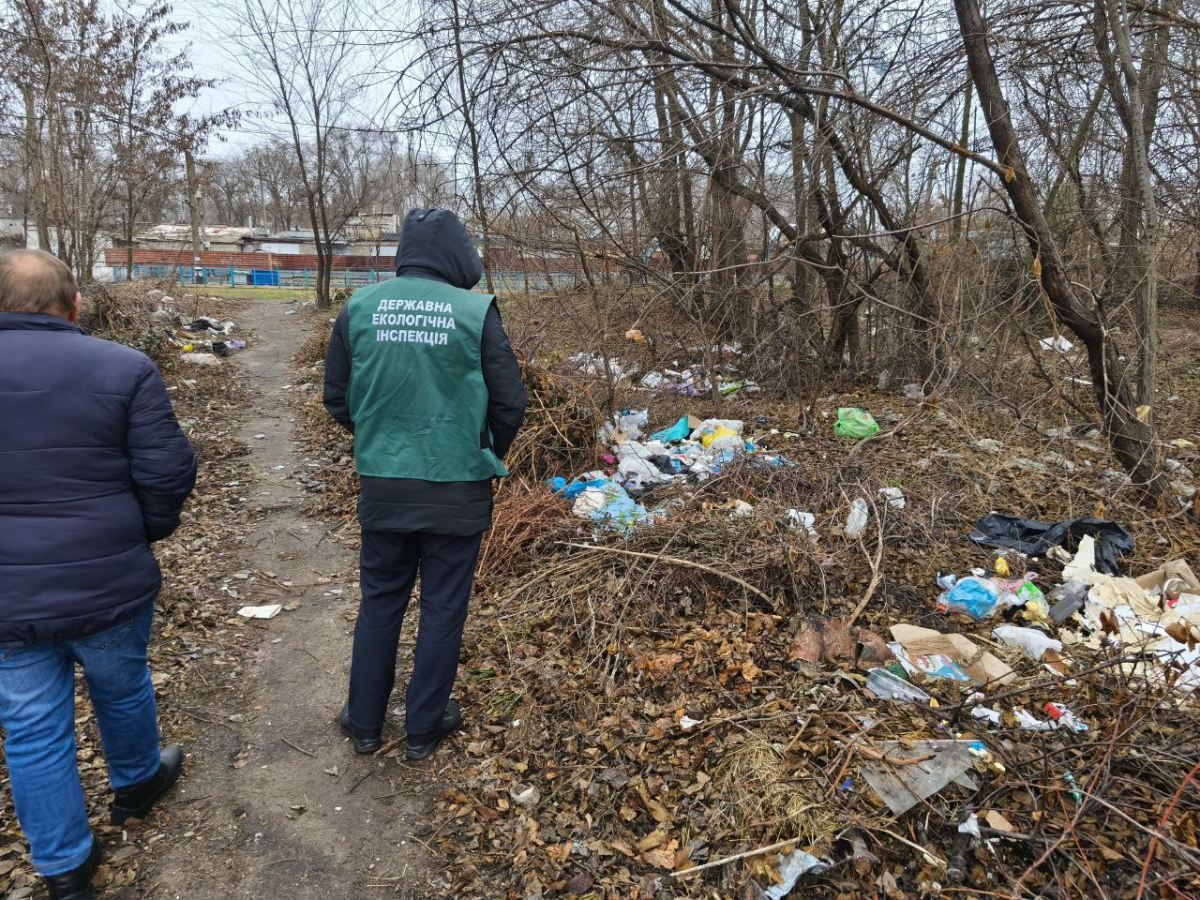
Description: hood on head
394,208,483,290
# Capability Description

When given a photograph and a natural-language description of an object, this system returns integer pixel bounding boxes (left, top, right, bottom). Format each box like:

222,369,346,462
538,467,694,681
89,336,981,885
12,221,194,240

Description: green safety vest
346,277,509,482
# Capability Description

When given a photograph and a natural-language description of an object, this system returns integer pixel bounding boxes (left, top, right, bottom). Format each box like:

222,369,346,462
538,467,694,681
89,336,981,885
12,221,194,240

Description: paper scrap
985,810,1017,834
237,604,282,620
1062,535,1096,581
890,624,1015,686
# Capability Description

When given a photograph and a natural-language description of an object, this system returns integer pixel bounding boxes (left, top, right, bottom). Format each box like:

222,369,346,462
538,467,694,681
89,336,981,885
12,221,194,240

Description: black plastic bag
968,513,1134,576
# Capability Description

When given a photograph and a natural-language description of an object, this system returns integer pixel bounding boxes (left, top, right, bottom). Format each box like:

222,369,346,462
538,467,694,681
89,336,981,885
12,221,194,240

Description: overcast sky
161,0,261,156
160,0,423,159
160,0,304,157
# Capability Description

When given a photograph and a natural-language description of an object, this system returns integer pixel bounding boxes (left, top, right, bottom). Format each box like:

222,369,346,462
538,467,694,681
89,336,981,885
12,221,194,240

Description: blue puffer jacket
0,313,197,645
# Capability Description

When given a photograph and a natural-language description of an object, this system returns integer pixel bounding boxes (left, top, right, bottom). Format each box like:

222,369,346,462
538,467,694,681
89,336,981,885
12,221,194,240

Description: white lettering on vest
368,295,459,345
371,298,456,313
375,328,450,346
370,313,457,331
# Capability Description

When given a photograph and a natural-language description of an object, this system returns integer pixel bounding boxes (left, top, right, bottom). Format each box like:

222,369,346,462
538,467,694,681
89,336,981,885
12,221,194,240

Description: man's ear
68,291,82,323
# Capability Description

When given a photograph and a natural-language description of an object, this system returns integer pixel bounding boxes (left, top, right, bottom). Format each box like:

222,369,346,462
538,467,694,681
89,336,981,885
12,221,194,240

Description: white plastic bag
599,409,649,444
991,625,1063,661
615,440,668,460
617,455,672,488
786,509,818,539
845,498,869,538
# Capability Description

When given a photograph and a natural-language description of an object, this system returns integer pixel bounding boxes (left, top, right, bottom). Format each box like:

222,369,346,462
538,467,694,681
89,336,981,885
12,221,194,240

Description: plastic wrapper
865,668,932,704
845,498,869,538
992,625,1063,661
939,576,1002,620
834,407,880,438
690,418,743,443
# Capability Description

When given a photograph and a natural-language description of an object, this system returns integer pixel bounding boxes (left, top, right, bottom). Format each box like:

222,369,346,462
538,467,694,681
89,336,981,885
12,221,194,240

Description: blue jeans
0,606,160,875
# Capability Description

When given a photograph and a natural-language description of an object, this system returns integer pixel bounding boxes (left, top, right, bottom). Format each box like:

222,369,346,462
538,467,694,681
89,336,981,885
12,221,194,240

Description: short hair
0,249,79,316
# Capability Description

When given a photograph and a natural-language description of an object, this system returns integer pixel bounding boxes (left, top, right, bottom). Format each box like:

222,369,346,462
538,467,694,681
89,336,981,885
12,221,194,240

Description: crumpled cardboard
1075,559,1200,692
1134,559,1200,595
890,624,1015,687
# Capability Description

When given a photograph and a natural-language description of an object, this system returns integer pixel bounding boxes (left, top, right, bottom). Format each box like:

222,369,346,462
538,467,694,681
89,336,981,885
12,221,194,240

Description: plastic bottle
865,668,932,705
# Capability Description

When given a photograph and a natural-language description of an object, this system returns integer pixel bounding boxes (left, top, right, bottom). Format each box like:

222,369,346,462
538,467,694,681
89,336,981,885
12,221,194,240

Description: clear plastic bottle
865,668,932,705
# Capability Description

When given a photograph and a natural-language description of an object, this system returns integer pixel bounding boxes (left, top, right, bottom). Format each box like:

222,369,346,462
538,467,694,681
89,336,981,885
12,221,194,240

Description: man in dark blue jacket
0,250,197,900
324,209,527,760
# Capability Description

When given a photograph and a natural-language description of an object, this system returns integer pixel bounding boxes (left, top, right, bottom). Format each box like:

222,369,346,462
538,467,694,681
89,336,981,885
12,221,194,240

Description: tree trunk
125,187,135,279
1043,73,1110,229
185,150,204,286
1103,0,1161,410
23,86,51,250
1193,250,1200,309
950,76,971,242
953,0,1165,497
451,0,493,293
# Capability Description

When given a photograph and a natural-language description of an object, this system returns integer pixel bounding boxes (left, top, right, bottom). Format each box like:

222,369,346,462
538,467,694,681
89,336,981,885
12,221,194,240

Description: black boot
110,745,183,825
43,835,101,900
405,700,462,760
340,705,383,754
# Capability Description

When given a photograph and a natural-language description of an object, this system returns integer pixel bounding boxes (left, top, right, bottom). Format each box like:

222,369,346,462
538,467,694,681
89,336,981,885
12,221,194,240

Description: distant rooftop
134,224,264,245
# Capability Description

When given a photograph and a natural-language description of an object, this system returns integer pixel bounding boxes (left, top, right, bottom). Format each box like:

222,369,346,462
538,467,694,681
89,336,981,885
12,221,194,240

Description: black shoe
405,700,462,760
340,705,383,754
110,745,183,825
43,835,101,900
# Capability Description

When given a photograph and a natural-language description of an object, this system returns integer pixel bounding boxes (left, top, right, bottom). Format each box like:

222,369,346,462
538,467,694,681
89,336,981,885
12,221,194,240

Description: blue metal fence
112,265,580,292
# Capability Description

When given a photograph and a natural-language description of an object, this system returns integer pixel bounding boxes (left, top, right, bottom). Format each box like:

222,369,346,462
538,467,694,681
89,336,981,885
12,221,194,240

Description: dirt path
143,298,435,899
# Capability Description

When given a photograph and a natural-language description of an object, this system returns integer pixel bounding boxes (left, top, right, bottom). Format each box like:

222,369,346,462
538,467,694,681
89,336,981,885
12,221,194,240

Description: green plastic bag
834,407,880,439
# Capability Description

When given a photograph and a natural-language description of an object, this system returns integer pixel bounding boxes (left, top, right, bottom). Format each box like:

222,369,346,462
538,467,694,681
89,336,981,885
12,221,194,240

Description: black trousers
346,530,483,737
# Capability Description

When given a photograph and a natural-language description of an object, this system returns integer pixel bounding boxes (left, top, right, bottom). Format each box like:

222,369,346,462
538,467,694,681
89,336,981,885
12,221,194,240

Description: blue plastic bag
591,486,650,532
939,576,1002,620
563,476,607,500
650,415,692,443
573,480,650,532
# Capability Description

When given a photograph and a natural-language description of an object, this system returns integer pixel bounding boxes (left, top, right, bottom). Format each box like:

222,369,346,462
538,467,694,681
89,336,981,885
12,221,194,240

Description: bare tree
953,0,1165,495
0,0,231,280
222,0,376,307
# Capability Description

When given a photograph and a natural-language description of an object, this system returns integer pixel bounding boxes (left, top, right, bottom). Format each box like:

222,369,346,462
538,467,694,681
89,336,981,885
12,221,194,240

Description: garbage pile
568,342,760,397
435,480,1200,899
173,315,246,365
757,521,1200,889
282,307,1200,898
548,411,792,533
130,289,249,365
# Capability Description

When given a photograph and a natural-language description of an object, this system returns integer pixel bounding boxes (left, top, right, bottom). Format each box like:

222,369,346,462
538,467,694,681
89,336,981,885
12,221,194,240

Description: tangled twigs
557,541,772,603
846,516,886,627
669,837,806,879
1135,760,1200,897
478,485,567,581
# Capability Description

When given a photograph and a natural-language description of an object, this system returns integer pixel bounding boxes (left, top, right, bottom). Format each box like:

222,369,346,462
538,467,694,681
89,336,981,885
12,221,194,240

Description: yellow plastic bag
701,425,739,448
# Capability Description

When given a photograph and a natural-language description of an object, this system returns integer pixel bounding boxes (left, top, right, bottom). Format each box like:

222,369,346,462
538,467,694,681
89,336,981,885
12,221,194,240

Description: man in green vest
323,209,527,759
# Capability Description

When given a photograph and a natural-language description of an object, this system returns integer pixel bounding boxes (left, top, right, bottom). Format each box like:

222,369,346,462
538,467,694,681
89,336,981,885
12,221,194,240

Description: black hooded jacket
323,209,528,534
